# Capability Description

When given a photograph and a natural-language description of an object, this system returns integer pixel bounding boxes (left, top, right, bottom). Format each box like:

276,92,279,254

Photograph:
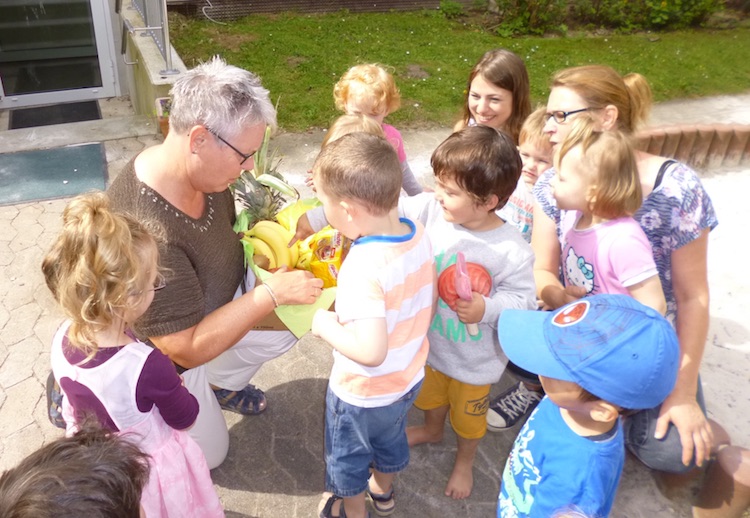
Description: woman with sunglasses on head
530,64,717,476
106,56,324,470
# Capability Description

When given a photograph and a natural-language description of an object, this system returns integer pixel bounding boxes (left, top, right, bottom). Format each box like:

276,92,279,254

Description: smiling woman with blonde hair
509,64,718,476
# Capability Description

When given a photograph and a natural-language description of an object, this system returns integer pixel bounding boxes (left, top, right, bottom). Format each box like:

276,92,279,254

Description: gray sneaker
486,382,543,431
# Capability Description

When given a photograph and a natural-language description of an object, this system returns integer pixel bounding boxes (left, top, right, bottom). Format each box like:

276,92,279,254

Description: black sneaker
486,382,543,431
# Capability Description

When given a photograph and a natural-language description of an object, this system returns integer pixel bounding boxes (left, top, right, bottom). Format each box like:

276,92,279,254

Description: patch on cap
552,300,590,327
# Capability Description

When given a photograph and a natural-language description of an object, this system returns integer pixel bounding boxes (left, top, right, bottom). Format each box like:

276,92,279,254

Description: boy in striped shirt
311,132,436,518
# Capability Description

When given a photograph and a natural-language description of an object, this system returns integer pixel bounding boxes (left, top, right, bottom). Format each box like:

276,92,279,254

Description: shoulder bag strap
654,159,677,190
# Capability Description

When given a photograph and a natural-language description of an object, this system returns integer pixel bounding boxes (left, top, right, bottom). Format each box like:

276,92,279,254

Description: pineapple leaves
231,124,298,227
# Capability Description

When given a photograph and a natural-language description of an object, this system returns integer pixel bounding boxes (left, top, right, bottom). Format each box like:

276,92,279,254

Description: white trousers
182,278,297,469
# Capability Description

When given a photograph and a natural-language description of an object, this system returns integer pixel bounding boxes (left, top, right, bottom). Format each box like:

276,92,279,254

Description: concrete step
0,115,159,154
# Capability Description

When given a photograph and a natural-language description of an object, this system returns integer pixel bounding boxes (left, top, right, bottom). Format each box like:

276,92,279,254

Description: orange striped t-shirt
329,218,436,408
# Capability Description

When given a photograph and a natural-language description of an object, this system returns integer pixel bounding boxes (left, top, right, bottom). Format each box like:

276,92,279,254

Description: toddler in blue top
496,294,680,517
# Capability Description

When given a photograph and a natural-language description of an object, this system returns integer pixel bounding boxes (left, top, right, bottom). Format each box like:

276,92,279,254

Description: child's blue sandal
212,384,267,415
366,486,395,516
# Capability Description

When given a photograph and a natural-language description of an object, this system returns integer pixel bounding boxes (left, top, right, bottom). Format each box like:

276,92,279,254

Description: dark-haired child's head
431,125,521,212
0,422,149,518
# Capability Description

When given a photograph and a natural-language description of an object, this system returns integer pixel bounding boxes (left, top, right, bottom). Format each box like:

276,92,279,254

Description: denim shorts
324,380,422,497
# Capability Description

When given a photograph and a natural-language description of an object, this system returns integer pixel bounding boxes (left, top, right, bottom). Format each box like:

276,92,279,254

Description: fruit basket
232,126,300,270
230,127,344,337
232,127,350,287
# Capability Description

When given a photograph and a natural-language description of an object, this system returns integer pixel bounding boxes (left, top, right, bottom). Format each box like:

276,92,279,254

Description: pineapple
232,127,299,229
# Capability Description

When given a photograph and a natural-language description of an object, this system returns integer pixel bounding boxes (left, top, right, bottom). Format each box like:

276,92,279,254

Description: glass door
0,0,117,110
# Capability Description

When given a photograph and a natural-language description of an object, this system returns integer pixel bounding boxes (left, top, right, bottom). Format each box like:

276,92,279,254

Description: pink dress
382,123,422,196
382,123,407,162
51,321,224,518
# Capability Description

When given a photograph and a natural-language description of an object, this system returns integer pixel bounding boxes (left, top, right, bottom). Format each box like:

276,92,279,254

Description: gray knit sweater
400,194,537,385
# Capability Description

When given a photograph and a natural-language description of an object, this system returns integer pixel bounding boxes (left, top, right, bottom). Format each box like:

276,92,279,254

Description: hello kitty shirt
533,162,717,322
559,211,658,297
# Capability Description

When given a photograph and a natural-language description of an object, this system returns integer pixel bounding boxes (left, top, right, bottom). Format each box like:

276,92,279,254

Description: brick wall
635,124,750,171
169,0,474,21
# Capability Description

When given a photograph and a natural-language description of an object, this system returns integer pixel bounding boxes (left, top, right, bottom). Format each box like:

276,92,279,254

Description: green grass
169,10,750,132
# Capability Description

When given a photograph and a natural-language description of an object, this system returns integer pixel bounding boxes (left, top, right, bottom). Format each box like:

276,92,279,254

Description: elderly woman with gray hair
107,56,323,468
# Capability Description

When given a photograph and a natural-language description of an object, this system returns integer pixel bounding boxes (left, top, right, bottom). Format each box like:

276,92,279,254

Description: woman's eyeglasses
545,108,591,124
207,128,256,166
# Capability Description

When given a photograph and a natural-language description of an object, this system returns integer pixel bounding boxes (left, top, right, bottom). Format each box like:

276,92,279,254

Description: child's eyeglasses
207,128,256,166
150,278,167,292
545,108,591,124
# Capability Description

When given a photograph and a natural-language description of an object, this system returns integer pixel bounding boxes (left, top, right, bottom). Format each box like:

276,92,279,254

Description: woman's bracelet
261,282,279,308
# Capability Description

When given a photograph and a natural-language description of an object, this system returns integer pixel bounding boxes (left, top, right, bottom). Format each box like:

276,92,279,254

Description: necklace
139,185,215,233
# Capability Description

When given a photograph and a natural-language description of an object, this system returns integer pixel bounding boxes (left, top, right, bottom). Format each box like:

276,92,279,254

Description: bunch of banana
242,220,299,270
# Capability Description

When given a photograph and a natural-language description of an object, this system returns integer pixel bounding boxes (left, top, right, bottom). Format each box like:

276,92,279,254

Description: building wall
169,0,474,21
120,1,186,116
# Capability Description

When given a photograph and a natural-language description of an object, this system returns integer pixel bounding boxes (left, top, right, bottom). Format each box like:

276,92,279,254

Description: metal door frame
0,0,119,110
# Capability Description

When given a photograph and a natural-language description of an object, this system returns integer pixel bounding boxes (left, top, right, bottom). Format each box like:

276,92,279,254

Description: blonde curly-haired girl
334,63,424,195
42,192,223,518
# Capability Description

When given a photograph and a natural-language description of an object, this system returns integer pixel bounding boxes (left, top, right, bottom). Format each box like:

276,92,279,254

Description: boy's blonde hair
431,126,521,211
321,114,386,149
41,192,160,354
333,64,401,117
313,132,401,217
551,65,652,134
555,117,642,219
519,106,552,157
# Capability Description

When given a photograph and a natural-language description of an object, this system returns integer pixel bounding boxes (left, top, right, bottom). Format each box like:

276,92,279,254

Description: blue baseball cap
498,294,679,410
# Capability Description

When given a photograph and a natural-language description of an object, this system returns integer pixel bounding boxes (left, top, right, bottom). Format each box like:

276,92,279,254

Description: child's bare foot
406,425,442,447
444,461,473,499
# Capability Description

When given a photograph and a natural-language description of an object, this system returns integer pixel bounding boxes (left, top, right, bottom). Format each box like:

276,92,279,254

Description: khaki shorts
414,365,490,439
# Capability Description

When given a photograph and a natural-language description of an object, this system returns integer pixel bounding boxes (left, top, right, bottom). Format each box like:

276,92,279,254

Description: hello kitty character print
533,162,718,322
559,211,659,298
564,248,595,295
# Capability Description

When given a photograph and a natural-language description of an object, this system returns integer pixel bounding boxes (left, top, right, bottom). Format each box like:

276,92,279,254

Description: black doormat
8,101,102,130
0,143,107,205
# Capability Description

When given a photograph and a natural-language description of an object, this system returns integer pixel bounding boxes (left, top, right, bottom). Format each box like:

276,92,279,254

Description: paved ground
0,94,748,517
